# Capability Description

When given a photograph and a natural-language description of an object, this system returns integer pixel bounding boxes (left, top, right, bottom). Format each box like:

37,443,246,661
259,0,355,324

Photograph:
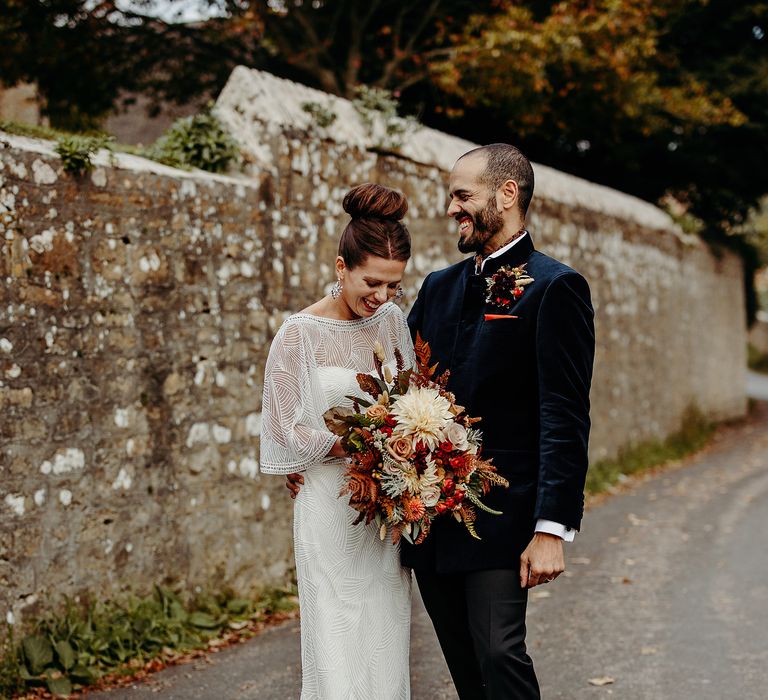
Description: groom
403,143,595,699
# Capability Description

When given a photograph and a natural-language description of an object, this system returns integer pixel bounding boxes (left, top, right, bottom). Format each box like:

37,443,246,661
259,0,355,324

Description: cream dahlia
390,387,453,450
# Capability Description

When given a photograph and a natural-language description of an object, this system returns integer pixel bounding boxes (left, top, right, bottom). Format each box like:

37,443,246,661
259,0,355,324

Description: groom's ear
499,179,520,212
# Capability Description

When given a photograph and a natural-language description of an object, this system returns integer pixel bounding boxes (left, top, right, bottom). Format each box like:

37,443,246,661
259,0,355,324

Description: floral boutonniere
485,264,535,310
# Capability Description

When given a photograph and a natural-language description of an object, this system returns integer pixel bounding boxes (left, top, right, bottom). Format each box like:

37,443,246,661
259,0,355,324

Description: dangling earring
331,278,343,300
394,285,404,300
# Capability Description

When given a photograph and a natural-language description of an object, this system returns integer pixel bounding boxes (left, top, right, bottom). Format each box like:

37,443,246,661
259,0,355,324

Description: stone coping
215,66,692,236
0,130,257,188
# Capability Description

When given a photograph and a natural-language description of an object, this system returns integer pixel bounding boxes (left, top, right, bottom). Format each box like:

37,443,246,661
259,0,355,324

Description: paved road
747,369,768,401
90,396,768,699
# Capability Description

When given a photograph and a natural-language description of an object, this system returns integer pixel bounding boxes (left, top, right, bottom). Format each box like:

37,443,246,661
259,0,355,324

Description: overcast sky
114,0,228,23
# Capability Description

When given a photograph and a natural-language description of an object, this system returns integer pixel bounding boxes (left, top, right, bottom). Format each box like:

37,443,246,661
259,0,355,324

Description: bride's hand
328,438,347,458
286,440,345,497
286,472,304,498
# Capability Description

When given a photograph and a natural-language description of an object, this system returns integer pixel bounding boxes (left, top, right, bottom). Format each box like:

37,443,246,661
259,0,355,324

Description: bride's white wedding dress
260,303,414,700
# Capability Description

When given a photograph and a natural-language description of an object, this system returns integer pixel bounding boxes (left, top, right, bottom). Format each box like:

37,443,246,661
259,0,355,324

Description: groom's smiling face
447,154,504,254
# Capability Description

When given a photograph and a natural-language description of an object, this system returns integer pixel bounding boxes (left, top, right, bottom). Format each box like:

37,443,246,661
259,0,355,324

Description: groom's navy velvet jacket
402,234,595,573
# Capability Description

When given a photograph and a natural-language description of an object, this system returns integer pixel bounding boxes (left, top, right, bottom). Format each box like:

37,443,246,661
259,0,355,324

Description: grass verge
0,584,298,699
748,343,768,374
586,406,715,495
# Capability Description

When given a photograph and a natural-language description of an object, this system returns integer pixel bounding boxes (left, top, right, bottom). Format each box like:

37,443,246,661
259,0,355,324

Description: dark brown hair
339,183,411,269
459,143,535,216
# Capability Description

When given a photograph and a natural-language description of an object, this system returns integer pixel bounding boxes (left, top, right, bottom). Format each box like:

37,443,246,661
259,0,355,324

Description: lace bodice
260,302,416,474
316,367,367,413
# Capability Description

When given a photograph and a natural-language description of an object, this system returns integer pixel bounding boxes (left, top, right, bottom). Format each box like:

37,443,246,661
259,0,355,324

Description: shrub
301,101,338,129
54,134,113,175
352,85,417,151
748,343,768,374
146,106,239,173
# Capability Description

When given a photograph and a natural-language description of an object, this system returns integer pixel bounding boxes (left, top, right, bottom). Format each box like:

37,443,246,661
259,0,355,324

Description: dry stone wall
0,68,747,624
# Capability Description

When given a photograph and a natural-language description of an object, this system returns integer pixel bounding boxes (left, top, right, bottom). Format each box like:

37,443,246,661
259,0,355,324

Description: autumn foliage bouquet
324,333,508,545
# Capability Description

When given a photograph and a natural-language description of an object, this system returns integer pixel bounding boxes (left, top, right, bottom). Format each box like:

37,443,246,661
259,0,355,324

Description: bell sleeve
390,303,417,370
259,320,338,474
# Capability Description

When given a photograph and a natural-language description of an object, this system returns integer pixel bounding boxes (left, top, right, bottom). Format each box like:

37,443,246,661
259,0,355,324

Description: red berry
445,497,455,508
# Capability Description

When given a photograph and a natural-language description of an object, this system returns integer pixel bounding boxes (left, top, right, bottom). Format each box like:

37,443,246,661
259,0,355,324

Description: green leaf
347,432,365,451
69,664,98,684
188,611,220,629
345,395,372,408
55,640,76,670
22,635,54,674
19,662,38,681
46,673,73,697
226,599,250,615
397,369,413,394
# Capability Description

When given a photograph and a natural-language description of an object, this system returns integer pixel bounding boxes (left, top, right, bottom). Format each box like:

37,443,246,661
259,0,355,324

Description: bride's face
336,255,407,318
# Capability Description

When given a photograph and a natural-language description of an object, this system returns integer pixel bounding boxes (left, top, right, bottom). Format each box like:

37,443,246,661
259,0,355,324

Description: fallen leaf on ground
571,557,591,565
640,646,658,655
588,676,615,686
530,590,551,600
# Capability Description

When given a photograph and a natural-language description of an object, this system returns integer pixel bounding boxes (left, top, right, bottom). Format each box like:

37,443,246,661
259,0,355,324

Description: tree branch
378,0,441,88
265,10,342,94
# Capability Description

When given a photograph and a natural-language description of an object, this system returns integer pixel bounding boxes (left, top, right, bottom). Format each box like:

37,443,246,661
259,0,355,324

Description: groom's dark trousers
417,568,538,700
403,235,595,700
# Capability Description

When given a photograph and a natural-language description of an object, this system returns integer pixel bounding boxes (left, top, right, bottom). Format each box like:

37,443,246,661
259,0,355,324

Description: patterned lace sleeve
259,319,338,475
390,304,417,370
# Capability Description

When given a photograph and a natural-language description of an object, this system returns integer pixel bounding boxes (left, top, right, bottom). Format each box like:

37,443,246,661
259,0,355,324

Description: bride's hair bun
343,183,408,221
338,183,411,270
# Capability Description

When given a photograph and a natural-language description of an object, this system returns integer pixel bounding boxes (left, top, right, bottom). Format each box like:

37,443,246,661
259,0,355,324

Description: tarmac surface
88,373,768,699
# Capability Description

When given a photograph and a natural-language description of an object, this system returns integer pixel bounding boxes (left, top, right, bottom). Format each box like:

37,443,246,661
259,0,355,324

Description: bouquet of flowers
323,333,508,545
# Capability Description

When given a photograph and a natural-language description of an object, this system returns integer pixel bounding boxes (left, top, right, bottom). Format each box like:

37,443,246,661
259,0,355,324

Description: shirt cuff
535,519,576,542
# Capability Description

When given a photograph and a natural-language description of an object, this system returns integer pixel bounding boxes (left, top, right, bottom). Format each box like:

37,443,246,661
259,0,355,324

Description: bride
260,183,416,699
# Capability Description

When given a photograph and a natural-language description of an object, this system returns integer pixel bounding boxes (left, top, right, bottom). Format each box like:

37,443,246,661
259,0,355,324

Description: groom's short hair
460,143,535,216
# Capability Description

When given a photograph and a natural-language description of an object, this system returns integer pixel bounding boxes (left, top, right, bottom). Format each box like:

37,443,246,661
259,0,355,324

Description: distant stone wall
0,68,747,625
0,83,43,126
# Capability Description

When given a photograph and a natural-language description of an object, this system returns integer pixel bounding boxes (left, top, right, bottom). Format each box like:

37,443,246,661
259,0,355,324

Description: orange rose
365,404,389,421
344,471,378,504
386,435,413,462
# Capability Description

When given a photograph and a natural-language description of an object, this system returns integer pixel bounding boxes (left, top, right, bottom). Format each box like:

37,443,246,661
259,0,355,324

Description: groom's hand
286,472,304,498
520,533,565,588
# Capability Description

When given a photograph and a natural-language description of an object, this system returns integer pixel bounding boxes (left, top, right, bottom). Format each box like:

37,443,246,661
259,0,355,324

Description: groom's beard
457,198,505,254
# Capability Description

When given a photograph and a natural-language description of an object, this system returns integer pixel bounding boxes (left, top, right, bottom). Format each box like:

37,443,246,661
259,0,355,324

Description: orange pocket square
484,314,519,321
